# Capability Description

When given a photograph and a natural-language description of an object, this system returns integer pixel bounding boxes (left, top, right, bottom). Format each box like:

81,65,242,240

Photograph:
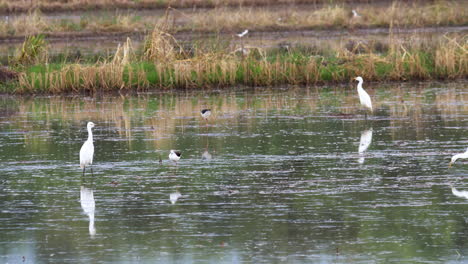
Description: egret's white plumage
169,150,181,163
352,10,361,18
80,122,95,172
449,147,468,167
355,76,373,112
237,29,248,38
80,186,96,236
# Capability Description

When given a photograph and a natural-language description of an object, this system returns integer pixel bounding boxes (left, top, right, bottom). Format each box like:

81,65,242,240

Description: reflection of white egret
354,76,373,115
80,122,95,175
170,191,181,204
236,29,248,38
80,186,96,236
169,150,181,164
451,187,468,199
449,148,468,167
358,128,373,164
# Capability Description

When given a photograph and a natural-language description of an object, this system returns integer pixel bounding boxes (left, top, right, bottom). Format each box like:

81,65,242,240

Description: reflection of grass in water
2,82,466,151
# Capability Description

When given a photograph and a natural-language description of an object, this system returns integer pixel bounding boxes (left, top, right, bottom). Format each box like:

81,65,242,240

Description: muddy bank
0,25,466,45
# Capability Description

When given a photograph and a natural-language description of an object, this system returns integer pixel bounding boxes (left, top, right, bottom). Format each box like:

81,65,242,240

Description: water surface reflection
0,81,467,263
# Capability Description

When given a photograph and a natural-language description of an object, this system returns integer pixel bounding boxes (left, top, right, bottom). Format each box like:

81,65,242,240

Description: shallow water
0,81,467,263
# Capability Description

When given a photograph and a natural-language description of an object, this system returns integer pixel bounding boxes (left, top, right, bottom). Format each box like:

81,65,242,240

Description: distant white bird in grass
352,10,361,18
169,150,181,164
449,148,468,167
201,109,211,120
80,186,96,236
451,187,468,200
80,122,95,175
355,76,373,115
237,29,249,38
358,128,373,164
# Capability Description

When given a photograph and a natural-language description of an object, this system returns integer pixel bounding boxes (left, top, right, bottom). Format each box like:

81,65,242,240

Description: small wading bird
449,148,468,167
237,29,248,38
352,9,361,18
80,122,95,175
169,150,181,164
355,76,373,118
201,109,211,120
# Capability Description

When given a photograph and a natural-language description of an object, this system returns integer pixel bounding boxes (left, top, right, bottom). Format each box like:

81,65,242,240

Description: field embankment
2,29,466,94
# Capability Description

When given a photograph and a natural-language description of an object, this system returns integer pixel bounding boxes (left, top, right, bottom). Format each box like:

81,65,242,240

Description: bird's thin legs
82,167,86,177
91,167,94,177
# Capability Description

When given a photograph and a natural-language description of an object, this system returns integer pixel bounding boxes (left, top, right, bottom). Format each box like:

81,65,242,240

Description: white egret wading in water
169,150,181,164
80,122,95,175
355,76,373,118
449,148,468,167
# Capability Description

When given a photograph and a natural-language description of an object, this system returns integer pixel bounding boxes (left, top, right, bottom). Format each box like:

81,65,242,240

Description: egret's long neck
87,126,93,142
357,80,364,91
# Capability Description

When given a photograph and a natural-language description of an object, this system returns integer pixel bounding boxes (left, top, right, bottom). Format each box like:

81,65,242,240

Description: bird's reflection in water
451,187,468,200
358,128,373,164
202,149,212,161
170,191,182,204
80,185,96,237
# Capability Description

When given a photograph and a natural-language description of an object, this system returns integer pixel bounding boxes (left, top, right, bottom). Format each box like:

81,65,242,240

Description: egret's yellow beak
448,162,453,168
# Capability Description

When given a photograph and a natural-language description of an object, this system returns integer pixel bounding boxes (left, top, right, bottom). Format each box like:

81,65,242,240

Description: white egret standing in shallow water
169,150,181,164
355,76,373,117
80,122,95,175
449,148,468,167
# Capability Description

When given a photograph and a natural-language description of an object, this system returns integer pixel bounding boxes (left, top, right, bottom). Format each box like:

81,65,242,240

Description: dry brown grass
14,27,468,94
0,2,466,39
0,0,425,14
186,2,467,32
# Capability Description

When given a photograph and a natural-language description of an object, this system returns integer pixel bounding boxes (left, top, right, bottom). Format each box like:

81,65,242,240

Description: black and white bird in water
169,150,181,164
201,109,211,120
237,29,249,38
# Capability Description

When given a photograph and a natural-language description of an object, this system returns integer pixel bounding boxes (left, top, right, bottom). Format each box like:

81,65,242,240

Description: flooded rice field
0,81,467,263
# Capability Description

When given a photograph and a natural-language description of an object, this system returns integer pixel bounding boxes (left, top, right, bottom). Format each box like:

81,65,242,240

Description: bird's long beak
448,162,453,168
